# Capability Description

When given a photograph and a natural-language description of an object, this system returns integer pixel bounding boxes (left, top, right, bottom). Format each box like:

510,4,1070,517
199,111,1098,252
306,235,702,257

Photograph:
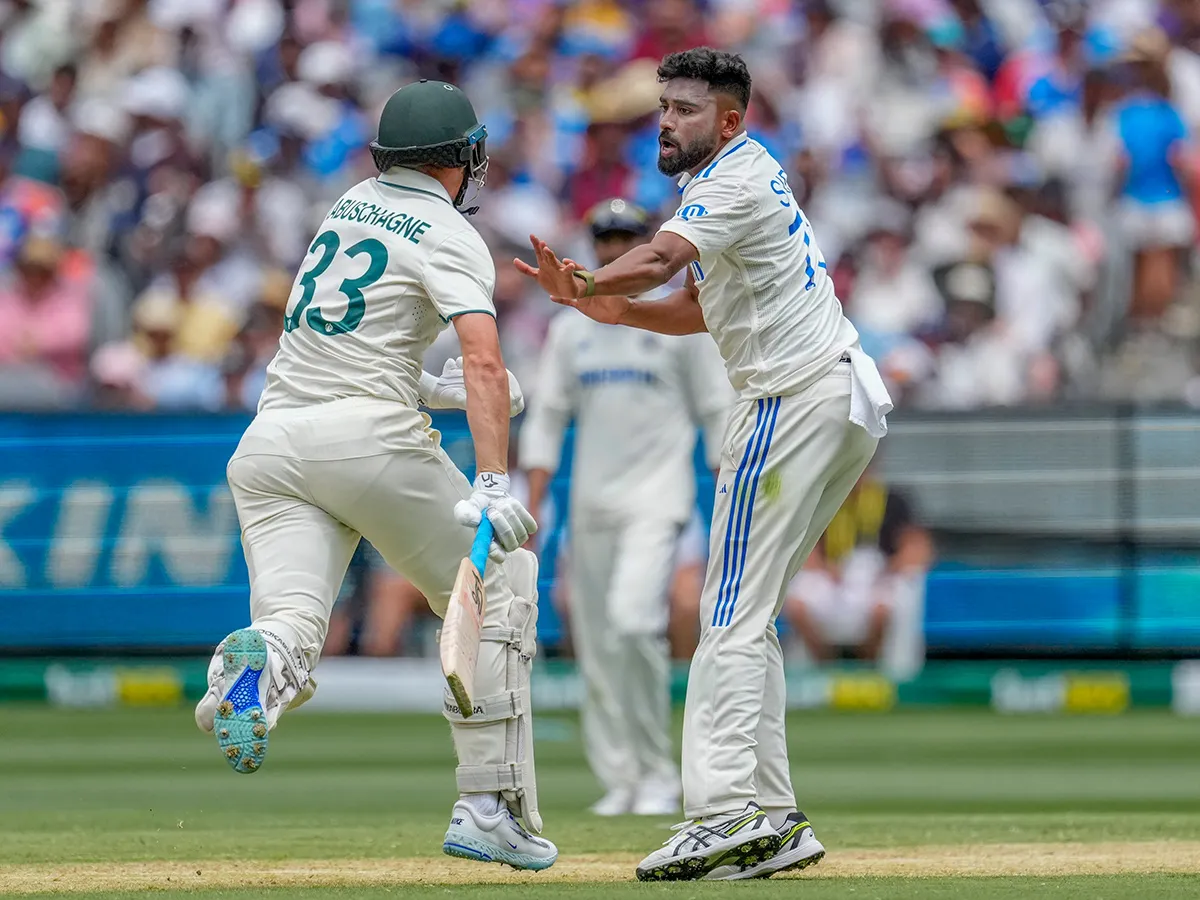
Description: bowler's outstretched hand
514,235,631,325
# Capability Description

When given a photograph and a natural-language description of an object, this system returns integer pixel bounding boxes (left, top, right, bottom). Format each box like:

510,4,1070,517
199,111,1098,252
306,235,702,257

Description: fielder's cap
587,198,649,238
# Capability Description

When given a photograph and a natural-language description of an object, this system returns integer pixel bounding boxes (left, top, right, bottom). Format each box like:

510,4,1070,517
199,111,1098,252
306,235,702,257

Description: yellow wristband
574,270,596,298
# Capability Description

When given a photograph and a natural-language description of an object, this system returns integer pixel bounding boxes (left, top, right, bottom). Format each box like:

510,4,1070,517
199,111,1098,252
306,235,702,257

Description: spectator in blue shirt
1112,29,1195,321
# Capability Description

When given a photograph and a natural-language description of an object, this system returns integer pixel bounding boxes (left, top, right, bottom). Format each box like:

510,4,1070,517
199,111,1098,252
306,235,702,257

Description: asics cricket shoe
705,810,825,880
634,801,782,882
194,627,314,774
590,787,634,817
442,797,558,871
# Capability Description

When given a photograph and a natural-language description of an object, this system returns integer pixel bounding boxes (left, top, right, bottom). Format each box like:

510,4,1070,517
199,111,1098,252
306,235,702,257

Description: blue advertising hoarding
1,412,1198,653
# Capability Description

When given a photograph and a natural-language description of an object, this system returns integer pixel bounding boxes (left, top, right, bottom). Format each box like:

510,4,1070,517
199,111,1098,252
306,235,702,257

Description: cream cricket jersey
520,305,733,526
658,136,859,400
259,168,495,412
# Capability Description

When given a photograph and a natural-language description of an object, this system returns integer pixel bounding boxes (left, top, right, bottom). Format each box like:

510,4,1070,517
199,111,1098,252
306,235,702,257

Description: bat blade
441,555,487,717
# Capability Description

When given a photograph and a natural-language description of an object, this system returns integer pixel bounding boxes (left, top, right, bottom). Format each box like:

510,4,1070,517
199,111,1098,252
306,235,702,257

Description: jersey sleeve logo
677,204,708,221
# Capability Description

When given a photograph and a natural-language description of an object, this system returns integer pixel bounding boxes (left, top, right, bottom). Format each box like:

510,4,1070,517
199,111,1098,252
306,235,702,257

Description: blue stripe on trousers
713,398,773,628
713,400,766,628
716,396,781,628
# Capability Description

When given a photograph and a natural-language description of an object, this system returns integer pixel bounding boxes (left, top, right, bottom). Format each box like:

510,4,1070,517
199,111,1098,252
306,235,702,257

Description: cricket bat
440,515,494,718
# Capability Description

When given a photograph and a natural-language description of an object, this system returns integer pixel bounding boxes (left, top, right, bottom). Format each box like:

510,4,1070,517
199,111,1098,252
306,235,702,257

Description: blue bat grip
469,513,494,574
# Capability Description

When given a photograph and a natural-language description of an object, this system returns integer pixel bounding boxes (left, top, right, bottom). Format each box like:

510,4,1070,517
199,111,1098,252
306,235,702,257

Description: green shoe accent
213,629,269,774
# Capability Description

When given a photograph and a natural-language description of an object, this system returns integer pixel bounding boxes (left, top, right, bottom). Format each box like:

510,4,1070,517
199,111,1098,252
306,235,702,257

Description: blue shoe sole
213,628,268,774
442,833,557,871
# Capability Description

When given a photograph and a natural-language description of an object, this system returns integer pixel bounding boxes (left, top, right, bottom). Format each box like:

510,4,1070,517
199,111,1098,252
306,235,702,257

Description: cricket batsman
193,79,558,871
516,48,893,881
520,198,733,817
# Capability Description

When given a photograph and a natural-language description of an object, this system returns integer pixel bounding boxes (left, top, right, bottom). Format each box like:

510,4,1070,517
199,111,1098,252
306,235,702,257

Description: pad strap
442,689,523,724
481,625,521,647
456,761,532,793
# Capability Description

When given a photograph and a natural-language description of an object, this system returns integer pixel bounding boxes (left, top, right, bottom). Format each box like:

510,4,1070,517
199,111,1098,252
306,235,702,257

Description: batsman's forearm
620,288,709,335
463,357,509,475
591,244,679,297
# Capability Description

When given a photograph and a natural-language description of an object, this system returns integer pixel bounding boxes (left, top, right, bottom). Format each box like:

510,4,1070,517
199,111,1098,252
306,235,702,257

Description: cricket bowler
520,198,733,817
515,48,893,881
193,79,558,870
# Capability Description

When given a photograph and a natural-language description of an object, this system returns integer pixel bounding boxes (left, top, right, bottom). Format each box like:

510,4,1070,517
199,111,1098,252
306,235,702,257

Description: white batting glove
453,472,537,560
418,358,525,417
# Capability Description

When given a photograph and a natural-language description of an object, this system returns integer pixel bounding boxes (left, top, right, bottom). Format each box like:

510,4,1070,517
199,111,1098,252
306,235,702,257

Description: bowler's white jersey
659,136,859,399
260,168,495,412
520,306,733,526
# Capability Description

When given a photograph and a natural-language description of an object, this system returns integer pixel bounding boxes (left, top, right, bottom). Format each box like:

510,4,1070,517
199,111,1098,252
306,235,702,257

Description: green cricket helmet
369,79,488,212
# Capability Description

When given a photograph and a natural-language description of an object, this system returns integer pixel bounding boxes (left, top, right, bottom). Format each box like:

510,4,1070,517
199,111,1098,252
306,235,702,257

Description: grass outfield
2,706,1200,897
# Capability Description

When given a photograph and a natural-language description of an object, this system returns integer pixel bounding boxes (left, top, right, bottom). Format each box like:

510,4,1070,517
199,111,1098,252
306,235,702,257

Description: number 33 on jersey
260,169,498,413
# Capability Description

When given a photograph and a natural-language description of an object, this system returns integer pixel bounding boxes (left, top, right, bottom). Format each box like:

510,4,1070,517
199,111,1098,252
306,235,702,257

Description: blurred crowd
3,0,1200,412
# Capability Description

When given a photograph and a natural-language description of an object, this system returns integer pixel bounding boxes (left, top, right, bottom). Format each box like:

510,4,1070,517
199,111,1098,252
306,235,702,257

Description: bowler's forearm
620,287,708,335
591,244,680,298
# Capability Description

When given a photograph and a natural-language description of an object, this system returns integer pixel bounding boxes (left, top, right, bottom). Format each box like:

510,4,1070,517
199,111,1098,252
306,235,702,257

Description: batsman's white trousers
683,364,878,818
224,397,521,774
567,516,680,793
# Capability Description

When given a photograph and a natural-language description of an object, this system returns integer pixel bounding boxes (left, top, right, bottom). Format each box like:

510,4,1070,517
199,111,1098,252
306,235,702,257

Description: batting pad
443,549,543,833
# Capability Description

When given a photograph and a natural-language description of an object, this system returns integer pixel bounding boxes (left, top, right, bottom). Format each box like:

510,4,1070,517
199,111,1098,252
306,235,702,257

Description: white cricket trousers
224,397,522,773
683,364,878,818
567,515,679,793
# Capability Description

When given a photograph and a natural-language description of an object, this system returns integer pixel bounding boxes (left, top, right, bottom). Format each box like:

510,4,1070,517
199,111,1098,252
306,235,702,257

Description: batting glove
453,472,538,560
418,358,525,417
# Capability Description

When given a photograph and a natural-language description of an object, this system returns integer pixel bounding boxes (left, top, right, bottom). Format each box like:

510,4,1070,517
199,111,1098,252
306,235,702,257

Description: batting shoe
442,797,558,871
705,811,826,880
193,627,315,774
634,801,782,882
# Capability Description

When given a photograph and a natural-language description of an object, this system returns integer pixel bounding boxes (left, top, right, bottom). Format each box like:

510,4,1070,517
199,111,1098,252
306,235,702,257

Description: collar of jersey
377,167,454,205
676,133,752,192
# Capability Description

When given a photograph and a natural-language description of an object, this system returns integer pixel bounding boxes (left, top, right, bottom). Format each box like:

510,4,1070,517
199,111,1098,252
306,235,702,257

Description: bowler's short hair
657,48,752,110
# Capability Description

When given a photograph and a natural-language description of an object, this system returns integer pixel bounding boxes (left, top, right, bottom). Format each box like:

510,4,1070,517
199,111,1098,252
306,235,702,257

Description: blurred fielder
516,48,893,881
521,198,732,817
193,80,558,871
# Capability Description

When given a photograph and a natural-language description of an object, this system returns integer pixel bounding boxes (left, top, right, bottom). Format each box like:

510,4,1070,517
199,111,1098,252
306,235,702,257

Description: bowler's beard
657,131,720,176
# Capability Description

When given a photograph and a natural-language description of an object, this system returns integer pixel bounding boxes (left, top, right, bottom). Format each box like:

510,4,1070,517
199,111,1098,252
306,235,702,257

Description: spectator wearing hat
121,65,194,173
60,100,136,258
917,259,1027,408
845,200,942,347
564,115,635,221
15,63,76,165
91,290,224,411
293,40,368,182
0,233,93,408
968,187,1077,382
76,1,174,104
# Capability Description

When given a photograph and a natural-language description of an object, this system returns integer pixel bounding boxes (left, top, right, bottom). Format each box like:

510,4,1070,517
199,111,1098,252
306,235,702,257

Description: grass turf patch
2,706,1200,896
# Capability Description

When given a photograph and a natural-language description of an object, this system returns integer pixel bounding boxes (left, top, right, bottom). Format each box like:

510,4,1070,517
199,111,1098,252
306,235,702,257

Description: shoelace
662,819,704,845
